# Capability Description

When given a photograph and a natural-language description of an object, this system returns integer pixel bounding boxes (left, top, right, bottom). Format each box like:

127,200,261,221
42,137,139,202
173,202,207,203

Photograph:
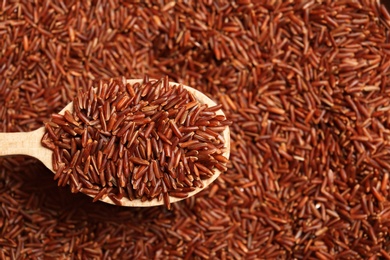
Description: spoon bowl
0,79,230,207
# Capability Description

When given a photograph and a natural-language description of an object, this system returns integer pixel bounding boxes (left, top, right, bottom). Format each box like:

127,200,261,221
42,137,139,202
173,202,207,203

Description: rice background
1,0,390,259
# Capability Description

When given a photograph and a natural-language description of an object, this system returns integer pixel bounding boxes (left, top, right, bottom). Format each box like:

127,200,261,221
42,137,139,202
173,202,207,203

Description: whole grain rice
1,0,390,259
41,76,229,209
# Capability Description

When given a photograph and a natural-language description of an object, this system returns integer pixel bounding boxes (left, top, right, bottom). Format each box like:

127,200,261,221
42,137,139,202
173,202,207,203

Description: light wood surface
0,79,231,207
0,101,73,171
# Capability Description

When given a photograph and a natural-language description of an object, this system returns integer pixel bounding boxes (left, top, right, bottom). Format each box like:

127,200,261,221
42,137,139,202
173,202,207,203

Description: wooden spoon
0,79,231,207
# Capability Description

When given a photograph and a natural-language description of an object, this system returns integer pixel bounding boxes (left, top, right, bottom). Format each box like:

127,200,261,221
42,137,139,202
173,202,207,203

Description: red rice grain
1,0,390,259
41,77,230,208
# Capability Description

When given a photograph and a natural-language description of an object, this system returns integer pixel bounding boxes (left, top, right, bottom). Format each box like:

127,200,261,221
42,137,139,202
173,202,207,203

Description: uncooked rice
41,76,229,209
2,0,390,259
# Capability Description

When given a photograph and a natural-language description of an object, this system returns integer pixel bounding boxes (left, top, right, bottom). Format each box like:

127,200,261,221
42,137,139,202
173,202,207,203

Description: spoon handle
0,127,52,170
